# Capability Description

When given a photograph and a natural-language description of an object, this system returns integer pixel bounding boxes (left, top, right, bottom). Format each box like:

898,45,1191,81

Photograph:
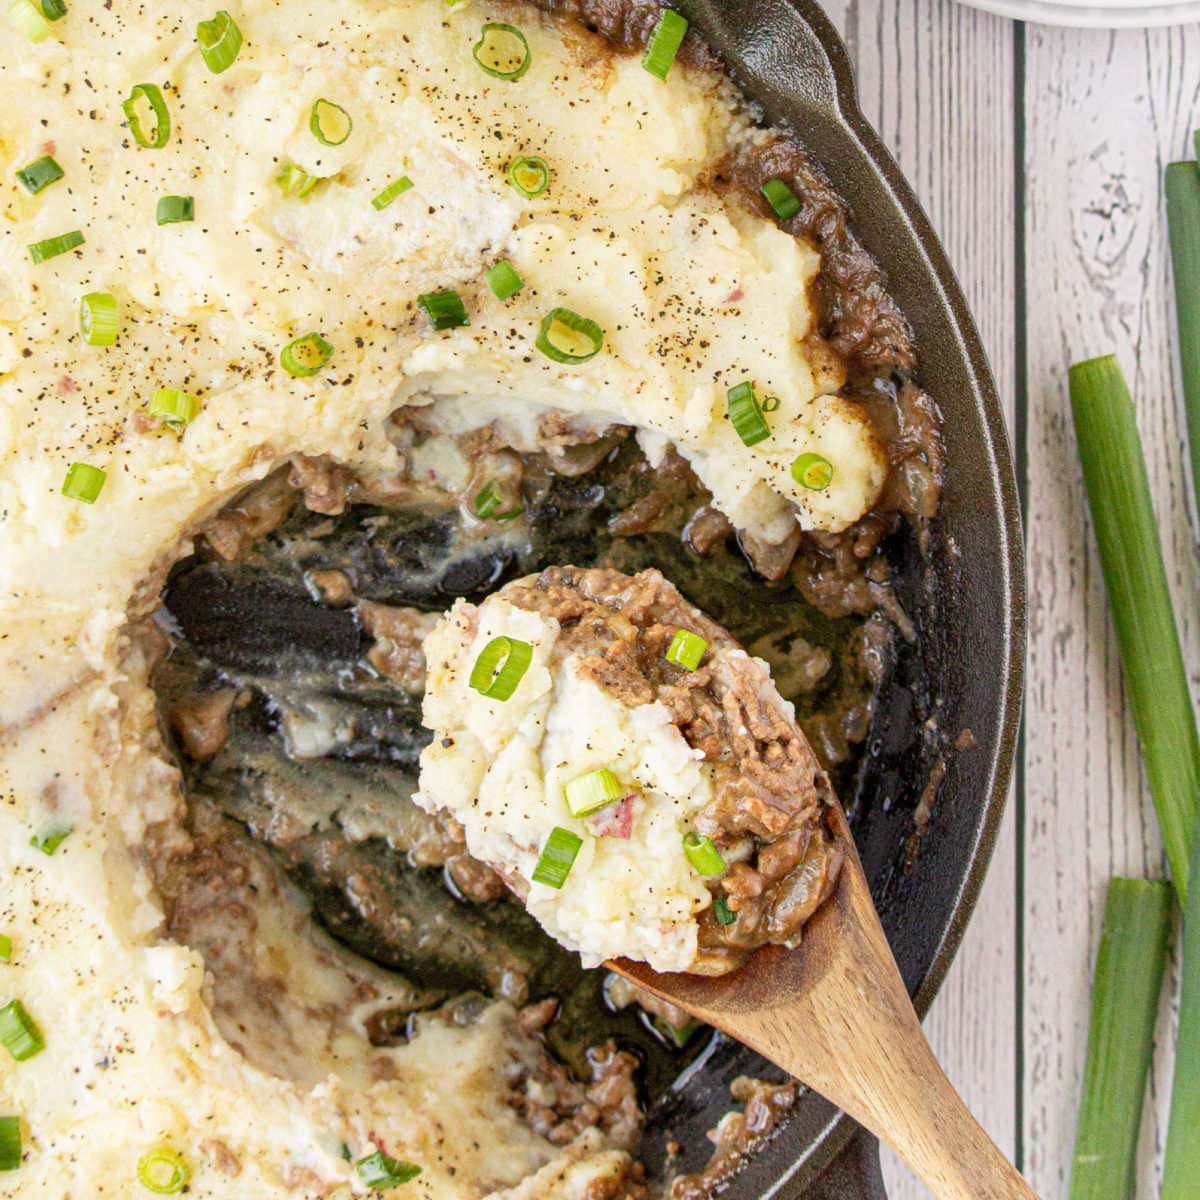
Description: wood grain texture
821,4,1020,1196
1021,22,1199,1199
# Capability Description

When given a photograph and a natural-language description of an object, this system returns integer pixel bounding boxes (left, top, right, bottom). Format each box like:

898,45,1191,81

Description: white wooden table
816,4,1198,1196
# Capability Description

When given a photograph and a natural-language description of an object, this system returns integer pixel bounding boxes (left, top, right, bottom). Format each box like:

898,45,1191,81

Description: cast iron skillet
639,2,1026,1196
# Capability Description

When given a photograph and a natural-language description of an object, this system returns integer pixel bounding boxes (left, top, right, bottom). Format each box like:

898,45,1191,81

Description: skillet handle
805,1128,888,1200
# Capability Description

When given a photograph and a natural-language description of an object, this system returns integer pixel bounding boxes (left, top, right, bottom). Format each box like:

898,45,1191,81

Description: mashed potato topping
418,594,715,973
0,0,872,1194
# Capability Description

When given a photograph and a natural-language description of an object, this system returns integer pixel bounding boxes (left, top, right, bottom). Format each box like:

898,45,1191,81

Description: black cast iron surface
664,2,1025,1196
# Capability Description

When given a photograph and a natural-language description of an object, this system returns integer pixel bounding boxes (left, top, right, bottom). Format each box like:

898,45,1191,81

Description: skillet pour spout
610,807,1039,1200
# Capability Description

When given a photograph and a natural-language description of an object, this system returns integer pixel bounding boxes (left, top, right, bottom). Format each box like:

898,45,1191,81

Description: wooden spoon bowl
611,801,1039,1200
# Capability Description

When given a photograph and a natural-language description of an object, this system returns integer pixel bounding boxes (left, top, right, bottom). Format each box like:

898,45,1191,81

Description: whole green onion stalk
1069,878,1173,1200
1069,356,1200,904
1165,151,1200,525
1162,819,1200,1198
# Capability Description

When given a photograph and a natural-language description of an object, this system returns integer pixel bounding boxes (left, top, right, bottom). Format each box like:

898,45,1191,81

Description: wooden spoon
610,800,1039,1200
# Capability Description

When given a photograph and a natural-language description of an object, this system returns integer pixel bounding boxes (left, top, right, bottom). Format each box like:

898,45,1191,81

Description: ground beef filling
502,565,844,974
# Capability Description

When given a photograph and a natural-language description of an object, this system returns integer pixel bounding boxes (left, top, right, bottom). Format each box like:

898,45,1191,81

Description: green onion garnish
665,629,707,671
1070,356,1199,901
791,452,833,491
355,1151,421,1190
310,98,352,146
472,480,523,521
472,22,531,81
1069,878,1172,1200
641,9,688,80
762,177,801,222
532,827,582,889
8,0,52,42
275,161,320,199
149,388,198,432
468,635,532,701
484,258,524,300
683,831,725,876
0,935,11,962
761,394,781,412
535,307,604,364
652,1015,699,1048
372,175,413,210
122,83,171,149
417,290,469,330
726,380,771,447
0,1116,20,1172
507,155,550,198
196,10,242,74
62,463,105,503
713,896,736,926
1163,827,1200,1198
156,195,194,225
15,155,63,195
30,827,70,855
28,230,83,264
0,1001,44,1062
39,0,64,17
565,768,624,818
80,292,118,347
279,332,333,378
136,1149,190,1194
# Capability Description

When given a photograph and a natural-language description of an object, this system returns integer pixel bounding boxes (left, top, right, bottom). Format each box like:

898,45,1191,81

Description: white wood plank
1022,22,1200,1199
821,4,1020,1197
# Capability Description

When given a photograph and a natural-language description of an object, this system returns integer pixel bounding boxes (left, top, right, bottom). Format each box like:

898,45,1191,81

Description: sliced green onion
156,195,194,225
472,22,531,81
196,10,242,74
340,1142,352,1161
484,259,523,300
641,9,688,80
726,380,771,447
1069,878,1172,1200
532,827,582,890
61,462,105,503
372,175,413,210
30,827,70,855
665,629,707,671
0,935,11,963
565,768,624,818
761,394,781,413
279,332,333,377
80,292,118,346
355,1151,421,1190
683,831,725,876
653,1015,699,1048
8,0,52,42
136,1149,190,1194
1163,825,1200,1198
418,290,469,330
123,83,171,149
472,480,523,521
28,230,83,264
39,0,64,16
0,1116,20,1172
468,635,532,701
15,155,63,195
507,155,550,198
275,161,320,199
713,896,736,926
1166,159,1200,529
1070,356,1200,903
149,388,198,432
762,177,801,222
791,452,833,492
0,1001,44,1062
536,307,604,364
310,98,352,146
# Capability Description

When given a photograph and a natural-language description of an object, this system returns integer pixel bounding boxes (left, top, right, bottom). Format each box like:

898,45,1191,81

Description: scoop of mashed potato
416,567,844,975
